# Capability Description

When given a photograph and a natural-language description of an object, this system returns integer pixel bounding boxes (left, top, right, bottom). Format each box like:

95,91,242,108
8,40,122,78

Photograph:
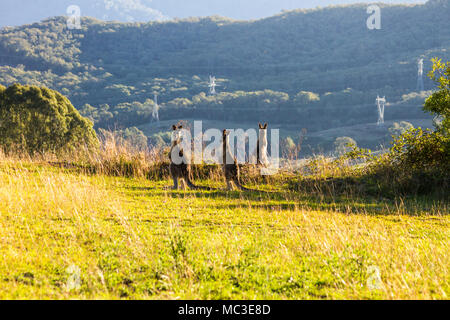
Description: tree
334,137,357,156
293,91,320,105
389,121,414,138
424,58,450,134
120,127,148,151
283,136,297,159
375,59,450,195
284,136,296,151
0,84,98,155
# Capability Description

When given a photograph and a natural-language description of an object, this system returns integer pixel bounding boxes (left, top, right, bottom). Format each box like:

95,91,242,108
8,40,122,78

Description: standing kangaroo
222,129,252,191
257,123,269,166
169,125,210,190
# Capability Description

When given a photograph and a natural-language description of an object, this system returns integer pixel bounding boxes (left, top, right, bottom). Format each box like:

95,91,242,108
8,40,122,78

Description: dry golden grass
0,158,448,299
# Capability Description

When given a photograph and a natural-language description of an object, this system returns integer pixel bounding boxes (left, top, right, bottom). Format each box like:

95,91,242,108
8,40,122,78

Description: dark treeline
80,89,431,132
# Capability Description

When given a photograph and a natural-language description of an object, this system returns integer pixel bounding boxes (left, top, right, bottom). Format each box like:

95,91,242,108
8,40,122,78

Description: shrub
334,137,357,156
388,121,414,138
0,84,98,155
367,128,449,196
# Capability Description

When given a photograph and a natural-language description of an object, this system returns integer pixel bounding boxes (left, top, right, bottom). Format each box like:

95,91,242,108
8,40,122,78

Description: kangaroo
169,125,210,190
222,129,253,191
257,123,269,166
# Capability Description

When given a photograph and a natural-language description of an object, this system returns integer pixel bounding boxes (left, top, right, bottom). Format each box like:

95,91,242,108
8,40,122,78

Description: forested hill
0,0,449,132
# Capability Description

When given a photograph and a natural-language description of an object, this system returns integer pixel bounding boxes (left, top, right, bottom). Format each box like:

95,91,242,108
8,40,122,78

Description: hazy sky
1,0,428,27
155,0,427,20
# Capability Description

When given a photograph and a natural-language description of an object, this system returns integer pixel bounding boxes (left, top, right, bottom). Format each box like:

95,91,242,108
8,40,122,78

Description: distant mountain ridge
0,0,428,27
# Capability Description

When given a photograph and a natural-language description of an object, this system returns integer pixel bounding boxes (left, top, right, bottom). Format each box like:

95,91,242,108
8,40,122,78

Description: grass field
0,160,448,299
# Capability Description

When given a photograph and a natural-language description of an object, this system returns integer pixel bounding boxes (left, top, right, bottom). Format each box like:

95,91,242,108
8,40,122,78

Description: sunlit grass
0,160,448,299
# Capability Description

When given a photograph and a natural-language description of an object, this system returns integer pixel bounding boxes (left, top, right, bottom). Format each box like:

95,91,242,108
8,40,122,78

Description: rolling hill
0,0,449,152
0,0,428,27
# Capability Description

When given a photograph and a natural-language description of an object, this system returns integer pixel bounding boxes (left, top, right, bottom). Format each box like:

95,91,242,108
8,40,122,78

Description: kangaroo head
171,124,183,145
259,123,268,147
259,123,268,133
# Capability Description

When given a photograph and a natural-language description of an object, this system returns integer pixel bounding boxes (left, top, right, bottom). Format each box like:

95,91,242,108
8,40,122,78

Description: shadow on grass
122,182,447,216
44,162,448,216
126,186,156,191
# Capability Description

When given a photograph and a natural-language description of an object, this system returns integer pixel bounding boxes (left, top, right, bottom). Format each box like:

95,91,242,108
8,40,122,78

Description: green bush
366,128,449,196
0,84,98,155
352,58,450,196
389,128,449,171
334,137,357,156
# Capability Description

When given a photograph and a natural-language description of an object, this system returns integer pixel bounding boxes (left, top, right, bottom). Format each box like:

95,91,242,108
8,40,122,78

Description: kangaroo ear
172,125,177,130
259,123,263,129
178,125,183,129
264,123,268,129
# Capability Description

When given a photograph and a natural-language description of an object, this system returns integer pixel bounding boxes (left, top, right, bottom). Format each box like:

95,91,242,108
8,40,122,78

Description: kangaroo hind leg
172,176,179,190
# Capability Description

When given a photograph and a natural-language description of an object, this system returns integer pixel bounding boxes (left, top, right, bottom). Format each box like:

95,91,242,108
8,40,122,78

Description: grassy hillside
0,160,448,299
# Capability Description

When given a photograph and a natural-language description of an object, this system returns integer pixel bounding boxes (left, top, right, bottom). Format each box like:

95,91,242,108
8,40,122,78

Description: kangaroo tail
185,177,214,190
233,179,260,192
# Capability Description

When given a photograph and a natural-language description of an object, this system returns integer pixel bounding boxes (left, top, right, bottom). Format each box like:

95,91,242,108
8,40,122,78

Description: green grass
0,160,448,299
